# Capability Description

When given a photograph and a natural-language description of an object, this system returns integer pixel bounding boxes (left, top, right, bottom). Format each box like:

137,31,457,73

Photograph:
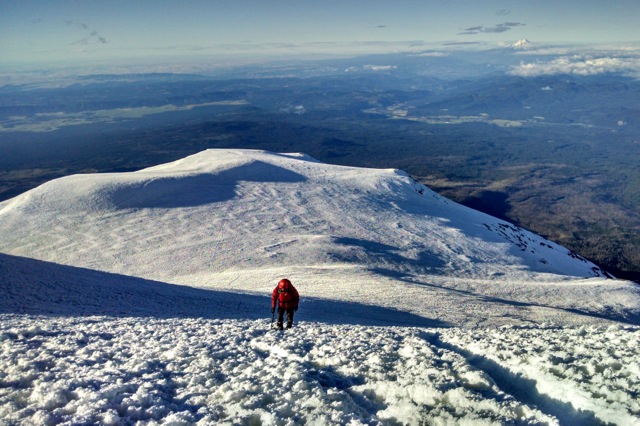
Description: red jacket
272,279,299,310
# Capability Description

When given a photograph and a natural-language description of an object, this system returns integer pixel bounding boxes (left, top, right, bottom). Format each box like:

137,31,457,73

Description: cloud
66,20,107,45
217,40,420,54
65,20,89,30
345,64,398,73
510,55,640,77
411,51,449,57
459,25,483,35
459,21,525,35
71,31,107,45
364,65,397,71
442,41,483,46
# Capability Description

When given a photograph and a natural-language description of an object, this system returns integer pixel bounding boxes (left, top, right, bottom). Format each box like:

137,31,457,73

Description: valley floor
1,316,638,425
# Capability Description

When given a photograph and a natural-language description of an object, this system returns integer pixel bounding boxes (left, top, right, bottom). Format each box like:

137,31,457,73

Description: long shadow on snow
107,160,307,209
333,237,446,272
0,253,446,327
373,267,640,326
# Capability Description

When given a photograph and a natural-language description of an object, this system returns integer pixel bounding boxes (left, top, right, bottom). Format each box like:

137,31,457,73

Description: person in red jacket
271,278,300,330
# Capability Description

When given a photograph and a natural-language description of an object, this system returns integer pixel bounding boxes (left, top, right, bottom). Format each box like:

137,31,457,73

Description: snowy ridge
0,149,610,281
509,38,534,50
1,149,639,424
2,148,635,328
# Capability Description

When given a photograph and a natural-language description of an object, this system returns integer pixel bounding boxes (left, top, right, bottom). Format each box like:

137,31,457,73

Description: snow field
443,325,640,425
2,149,639,425
0,149,612,285
3,315,638,425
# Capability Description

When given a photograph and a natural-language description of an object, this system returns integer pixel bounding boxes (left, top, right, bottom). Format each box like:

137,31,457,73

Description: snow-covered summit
2,148,639,327
509,38,534,50
0,148,606,282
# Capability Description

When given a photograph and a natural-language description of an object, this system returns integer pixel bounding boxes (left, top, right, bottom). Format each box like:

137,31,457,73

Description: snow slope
1,149,639,424
0,149,611,281
2,315,639,425
1,149,636,327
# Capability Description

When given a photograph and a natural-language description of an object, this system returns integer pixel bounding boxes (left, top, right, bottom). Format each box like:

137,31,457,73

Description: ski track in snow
2,316,638,425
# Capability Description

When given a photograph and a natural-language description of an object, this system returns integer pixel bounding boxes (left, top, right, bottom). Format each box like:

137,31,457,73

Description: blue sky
1,0,639,67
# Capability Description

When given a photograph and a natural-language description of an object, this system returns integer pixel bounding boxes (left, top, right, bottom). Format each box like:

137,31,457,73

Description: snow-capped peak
1,148,634,328
509,38,533,49
0,148,608,283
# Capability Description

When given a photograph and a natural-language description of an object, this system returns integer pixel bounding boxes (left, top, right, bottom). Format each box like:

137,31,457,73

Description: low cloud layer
510,55,640,77
345,64,398,73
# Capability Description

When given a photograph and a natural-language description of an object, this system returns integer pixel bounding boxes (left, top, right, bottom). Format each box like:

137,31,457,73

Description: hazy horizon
2,0,640,70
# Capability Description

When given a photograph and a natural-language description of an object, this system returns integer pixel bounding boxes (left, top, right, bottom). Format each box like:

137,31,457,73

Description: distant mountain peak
509,38,533,49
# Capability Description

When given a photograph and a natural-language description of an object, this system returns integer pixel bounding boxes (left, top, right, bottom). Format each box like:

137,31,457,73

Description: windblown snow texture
1,149,639,424
1,317,638,425
0,149,612,281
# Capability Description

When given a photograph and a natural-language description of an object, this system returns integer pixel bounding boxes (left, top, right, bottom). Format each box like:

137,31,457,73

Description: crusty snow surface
2,317,638,425
1,149,639,425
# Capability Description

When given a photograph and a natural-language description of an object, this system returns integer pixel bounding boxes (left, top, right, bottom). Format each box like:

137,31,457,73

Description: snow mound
0,149,610,282
1,149,638,328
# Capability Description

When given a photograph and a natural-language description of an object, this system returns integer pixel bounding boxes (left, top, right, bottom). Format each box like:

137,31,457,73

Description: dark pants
277,307,295,330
